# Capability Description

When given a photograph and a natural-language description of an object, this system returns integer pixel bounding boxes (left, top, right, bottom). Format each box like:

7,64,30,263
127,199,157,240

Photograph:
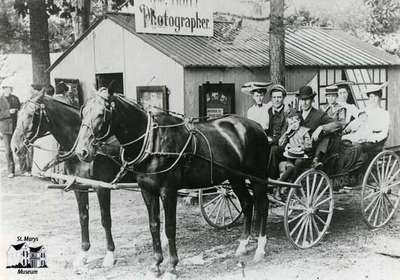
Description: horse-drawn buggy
11,84,400,278
198,142,400,249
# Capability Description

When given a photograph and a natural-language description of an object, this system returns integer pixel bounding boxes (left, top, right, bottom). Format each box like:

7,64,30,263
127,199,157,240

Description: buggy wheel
284,170,334,249
361,150,400,228
199,183,242,229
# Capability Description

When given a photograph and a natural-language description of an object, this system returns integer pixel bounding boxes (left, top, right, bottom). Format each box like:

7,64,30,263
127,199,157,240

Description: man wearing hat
245,82,271,131
296,86,341,168
266,84,288,179
324,85,347,129
335,80,359,124
0,81,21,178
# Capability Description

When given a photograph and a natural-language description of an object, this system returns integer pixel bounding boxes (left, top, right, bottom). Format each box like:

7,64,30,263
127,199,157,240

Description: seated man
296,86,341,168
266,84,288,179
324,85,347,130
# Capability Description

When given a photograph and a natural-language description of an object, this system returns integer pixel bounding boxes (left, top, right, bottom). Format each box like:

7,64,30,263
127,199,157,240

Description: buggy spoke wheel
361,151,400,228
284,170,333,249
199,183,242,229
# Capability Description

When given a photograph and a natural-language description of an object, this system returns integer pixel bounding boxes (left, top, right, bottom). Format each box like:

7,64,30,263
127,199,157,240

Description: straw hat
241,81,272,95
283,144,309,159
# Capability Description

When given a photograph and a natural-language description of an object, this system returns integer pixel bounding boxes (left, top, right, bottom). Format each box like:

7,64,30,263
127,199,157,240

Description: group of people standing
0,81,74,178
245,80,389,195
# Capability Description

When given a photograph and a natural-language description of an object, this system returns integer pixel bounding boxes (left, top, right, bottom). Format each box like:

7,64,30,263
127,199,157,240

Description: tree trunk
269,0,285,85
28,0,50,85
81,0,91,33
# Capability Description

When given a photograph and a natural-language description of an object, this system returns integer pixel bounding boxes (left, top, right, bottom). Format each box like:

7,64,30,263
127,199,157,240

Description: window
199,82,235,118
96,73,124,95
137,86,169,111
54,78,83,107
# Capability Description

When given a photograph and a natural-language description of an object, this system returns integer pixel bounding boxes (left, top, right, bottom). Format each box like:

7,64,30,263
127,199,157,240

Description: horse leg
160,188,179,279
231,177,253,257
252,183,269,262
73,190,90,269
96,188,115,267
141,187,163,277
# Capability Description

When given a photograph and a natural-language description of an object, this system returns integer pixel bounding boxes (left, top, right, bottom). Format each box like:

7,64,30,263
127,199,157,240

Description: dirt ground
1,151,400,280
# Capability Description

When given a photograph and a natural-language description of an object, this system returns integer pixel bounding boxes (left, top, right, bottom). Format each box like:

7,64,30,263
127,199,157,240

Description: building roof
48,13,400,72
29,246,43,253
11,243,25,250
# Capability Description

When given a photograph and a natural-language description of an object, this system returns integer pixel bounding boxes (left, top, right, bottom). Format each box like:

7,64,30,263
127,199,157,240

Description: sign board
134,0,213,36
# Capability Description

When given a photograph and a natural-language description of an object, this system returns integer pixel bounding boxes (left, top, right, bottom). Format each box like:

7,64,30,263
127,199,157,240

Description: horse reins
86,93,214,184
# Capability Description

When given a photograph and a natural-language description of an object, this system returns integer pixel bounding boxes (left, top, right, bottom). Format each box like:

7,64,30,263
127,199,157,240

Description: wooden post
269,0,285,85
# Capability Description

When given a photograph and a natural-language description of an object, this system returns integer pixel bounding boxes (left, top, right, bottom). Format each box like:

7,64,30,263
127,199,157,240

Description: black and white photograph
1,0,400,279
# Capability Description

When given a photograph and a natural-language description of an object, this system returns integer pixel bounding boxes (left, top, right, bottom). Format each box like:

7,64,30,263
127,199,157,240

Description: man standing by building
245,82,271,131
0,82,21,178
266,84,288,179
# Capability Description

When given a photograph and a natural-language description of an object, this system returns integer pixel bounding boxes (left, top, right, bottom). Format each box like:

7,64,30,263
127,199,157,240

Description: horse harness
85,93,215,184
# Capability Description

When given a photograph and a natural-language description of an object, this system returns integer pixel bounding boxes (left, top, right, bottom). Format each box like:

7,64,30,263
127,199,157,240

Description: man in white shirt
245,82,271,130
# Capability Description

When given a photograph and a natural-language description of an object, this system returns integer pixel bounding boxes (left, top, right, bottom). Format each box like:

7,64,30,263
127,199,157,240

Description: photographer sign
134,0,213,36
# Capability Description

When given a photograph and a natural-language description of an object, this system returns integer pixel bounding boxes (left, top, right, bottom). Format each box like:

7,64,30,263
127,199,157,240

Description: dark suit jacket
302,107,340,135
267,107,287,145
0,94,20,134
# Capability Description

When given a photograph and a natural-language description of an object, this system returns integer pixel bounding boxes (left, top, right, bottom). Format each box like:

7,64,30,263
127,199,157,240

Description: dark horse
74,89,270,278
11,91,127,269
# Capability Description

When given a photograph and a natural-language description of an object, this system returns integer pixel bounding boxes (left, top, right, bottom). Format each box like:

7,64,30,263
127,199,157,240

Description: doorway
95,73,124,95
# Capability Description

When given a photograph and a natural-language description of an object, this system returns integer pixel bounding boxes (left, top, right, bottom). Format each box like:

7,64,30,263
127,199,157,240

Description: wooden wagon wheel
361,150,400,228
284,170,334,249
199,183,242,229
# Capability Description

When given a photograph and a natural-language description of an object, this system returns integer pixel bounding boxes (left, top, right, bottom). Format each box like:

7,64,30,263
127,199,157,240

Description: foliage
364,0,400,35
285,8,330,28
0,0,135,53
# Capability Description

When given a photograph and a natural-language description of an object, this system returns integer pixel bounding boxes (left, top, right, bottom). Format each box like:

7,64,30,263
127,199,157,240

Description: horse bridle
22,100,50,146
80,93,115,146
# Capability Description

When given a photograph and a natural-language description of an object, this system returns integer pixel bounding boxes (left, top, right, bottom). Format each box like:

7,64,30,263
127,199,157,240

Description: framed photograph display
54,78,83,107
136,86,169,111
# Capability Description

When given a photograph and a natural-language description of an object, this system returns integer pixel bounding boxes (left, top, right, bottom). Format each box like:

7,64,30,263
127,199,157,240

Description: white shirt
247,103,270,130
365,106,389,143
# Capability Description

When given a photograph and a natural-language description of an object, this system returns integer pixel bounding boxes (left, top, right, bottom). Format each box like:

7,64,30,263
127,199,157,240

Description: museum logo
6,236,47,275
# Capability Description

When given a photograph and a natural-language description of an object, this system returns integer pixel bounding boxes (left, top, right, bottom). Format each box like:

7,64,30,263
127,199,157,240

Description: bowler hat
365,82,387,98
56,82,69,95
241,81,272,95
268,84,287,97
296,86,316,100
325,85,338,96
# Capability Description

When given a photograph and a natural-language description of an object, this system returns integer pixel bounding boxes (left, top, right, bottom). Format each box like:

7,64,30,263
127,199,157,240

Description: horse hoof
162,271,178,280
73,251,88,270
253,250,265,263
102,250,115,267
235,247,247,257
145,269,161,279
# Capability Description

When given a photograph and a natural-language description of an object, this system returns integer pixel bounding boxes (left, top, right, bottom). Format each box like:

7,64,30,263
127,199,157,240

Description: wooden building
48,13,400,147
